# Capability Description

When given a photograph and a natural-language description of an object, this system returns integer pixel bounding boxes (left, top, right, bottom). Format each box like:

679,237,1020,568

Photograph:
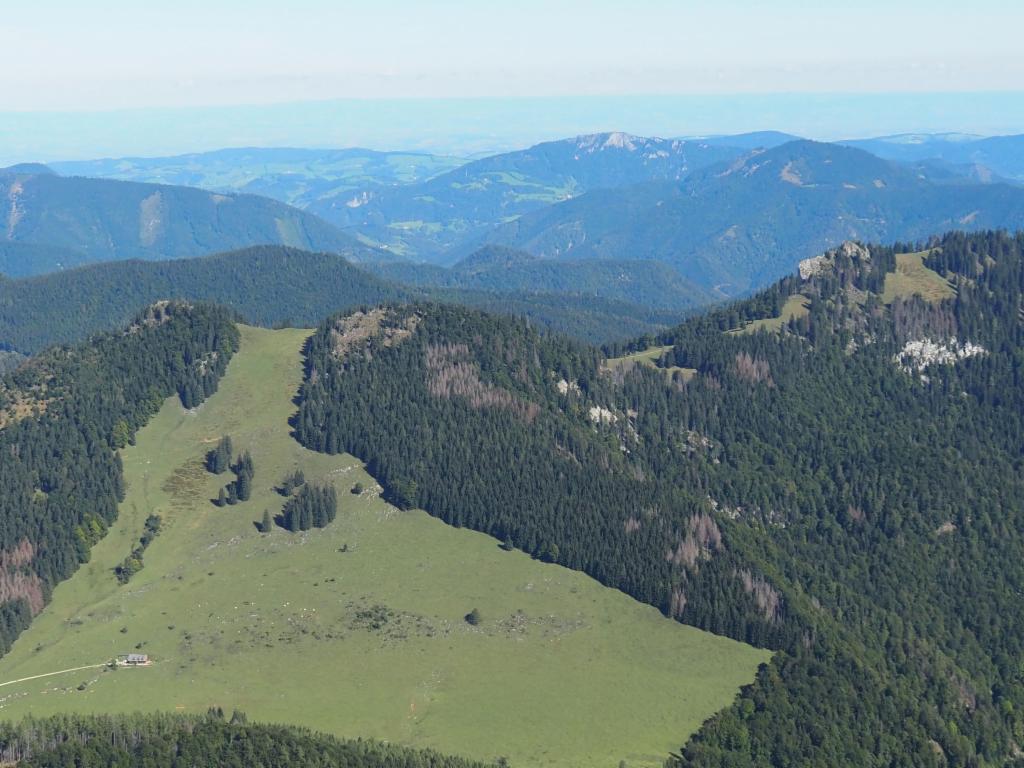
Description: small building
117,653,150,666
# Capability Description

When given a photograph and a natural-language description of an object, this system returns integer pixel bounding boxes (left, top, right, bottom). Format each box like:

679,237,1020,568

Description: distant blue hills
4,128,1024,304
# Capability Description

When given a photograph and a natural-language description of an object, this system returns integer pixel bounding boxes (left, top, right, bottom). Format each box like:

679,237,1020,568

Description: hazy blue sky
4,0,1023,109
1,1,1022,161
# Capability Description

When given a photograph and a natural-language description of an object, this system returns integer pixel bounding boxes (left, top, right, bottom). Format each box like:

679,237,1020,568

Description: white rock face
557,378,581,397
599,132,637,150
798,241,870,280
574,132,641,153
799,254,831,280
894,338,986,373
588,405,618,425
346,191,373,208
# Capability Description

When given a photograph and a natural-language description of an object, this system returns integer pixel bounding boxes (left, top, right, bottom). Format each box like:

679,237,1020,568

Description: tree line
0,710,488,768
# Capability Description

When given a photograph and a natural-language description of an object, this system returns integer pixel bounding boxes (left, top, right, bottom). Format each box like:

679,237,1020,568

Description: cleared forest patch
882,251,956,305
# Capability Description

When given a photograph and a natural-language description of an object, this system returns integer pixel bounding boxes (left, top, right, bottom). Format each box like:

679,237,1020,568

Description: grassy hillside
0,325,767,768
730,293,810,334
604,344,696,381
881,250,956,304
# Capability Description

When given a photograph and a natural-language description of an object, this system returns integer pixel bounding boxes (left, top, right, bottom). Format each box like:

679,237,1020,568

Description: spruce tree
236,470,252,502
326,486,338,524
235,450,254,478
206,436,233,474
261,509,272,533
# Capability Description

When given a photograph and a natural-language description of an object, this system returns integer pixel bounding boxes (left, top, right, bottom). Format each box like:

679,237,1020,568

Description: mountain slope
0,324,767,768
310,133,745,260
0,302,238,655
478,140,1024,294
292,230,1024,766
0,166,379,276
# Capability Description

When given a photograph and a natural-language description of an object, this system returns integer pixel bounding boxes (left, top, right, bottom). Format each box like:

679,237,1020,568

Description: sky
1,0,1023,161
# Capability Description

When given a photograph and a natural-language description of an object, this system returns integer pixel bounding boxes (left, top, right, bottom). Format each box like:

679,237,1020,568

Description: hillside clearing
605,344,697,381
882,251,956,304
730,294,811,334
0,325,767,768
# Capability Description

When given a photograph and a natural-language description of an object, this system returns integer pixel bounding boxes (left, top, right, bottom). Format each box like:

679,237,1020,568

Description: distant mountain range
50,147,466,209
469,140,1024,294
841,132,1024,183
13,130,1024,300
688,130,802,149
0,165,380,276
310,132,746,259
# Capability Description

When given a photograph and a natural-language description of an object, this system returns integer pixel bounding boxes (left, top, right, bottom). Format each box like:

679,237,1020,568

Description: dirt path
0,663,108,688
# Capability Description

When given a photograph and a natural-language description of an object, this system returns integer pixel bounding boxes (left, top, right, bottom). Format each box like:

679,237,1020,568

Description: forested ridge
295,230,1024,766
0,710,488,768
0,301,238,656
0,246,405,354
0,245,677,355
369,244,711,311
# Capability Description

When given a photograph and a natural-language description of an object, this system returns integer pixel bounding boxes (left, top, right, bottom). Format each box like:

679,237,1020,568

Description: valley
0,324,768,768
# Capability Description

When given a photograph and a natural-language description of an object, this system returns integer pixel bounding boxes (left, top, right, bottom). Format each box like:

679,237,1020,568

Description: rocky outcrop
894,338,986,373
799,240,871,279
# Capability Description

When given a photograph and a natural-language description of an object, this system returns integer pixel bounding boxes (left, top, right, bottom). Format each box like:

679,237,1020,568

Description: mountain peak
453,245,539,274
708,140,906,189
0,163,57,177
573,132,648,152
